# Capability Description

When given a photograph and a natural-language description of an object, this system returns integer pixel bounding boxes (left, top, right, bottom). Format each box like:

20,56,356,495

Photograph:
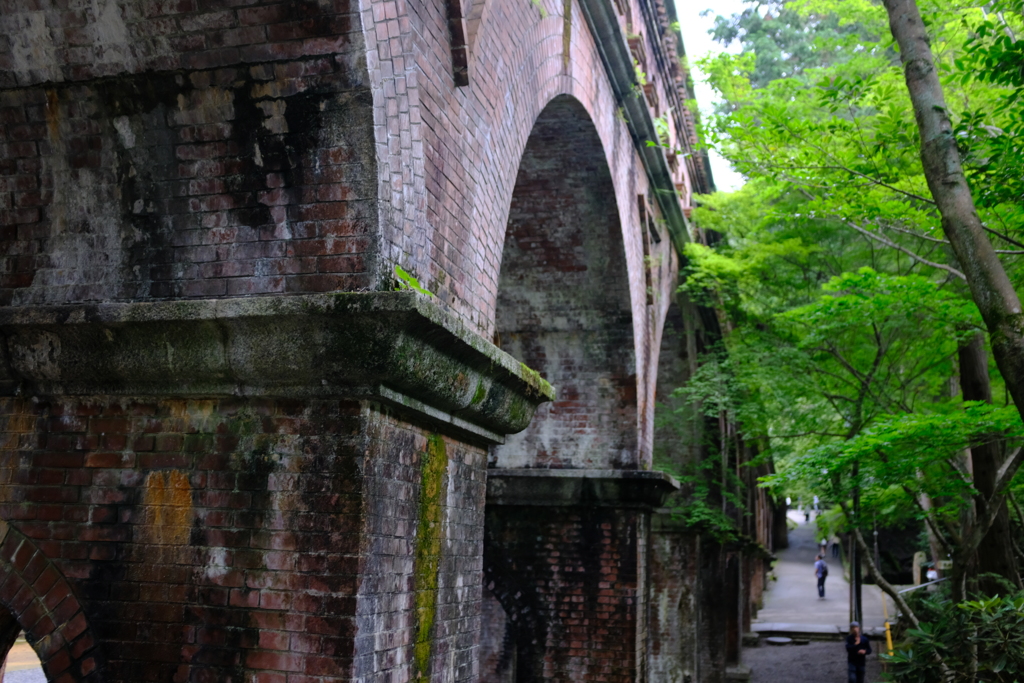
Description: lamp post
851,466,863,625
873,528,881,579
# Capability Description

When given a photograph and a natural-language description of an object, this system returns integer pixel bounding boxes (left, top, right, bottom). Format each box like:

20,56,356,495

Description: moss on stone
519,361,555,399
470,381,487,406
412,433,448,682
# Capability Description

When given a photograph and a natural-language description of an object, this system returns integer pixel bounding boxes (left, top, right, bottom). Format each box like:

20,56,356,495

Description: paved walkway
754,511,894,635
1,639,44,682
744,641,884,683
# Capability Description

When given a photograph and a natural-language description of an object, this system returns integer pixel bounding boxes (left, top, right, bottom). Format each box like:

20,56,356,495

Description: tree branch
953,446,1024,569
883,0,1024,451
846,222,966,280
876,444,962,550
885,224,949,243
993,446,1024,499
840,503,954,678
905,222,1024,252
1009,489,1024,528
903,483,958,550
982,224,1024,250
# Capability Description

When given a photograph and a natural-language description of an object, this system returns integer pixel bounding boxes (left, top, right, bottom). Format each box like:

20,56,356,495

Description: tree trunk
772,498,789,551
883,0,1024,418
959,333,1022,594
917,488,946,578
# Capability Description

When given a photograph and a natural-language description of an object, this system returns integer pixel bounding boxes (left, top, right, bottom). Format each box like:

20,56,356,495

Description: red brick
32,565,60,596
43,648,72,676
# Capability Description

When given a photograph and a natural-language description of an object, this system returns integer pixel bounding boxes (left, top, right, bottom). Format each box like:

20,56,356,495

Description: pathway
746,512,893,683
0,640,44,683
754,511,895,636
744,641,884,683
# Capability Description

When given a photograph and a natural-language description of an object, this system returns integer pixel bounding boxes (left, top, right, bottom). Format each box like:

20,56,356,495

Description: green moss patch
413,433,448,681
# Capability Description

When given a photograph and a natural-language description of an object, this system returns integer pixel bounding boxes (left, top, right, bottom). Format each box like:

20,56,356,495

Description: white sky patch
673,0,749,192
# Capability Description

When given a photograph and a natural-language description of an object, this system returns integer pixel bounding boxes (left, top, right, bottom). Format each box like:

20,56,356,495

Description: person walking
831,536,841,558
814,554,828,598
846,621,872,683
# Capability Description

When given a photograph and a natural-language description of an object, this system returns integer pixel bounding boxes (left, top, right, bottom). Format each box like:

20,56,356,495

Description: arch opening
0,629,46,682
489,95,637,470
0,523,100,683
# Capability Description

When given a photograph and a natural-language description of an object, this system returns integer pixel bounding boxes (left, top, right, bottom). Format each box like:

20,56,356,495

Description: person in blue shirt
846,621,872,683
814,555,828,598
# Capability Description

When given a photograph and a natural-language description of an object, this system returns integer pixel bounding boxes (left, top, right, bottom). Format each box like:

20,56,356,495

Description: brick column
648,515,699,683
0,293,552,683
479,470,676,683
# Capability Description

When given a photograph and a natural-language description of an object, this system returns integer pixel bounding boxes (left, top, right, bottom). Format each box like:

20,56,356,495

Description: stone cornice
486,468,680,508
0,292,555,444
578,0,692,250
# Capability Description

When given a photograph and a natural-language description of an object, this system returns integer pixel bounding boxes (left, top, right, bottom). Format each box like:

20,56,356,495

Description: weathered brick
0,0,743,679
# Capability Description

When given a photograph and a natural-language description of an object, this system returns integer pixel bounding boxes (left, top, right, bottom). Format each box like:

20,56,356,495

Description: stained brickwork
476,587,513,682
490,96,636,470
0,397,486,682
0,0,743,679
0,0,687,463
482,505,644,683
0,518,99,683
0,0,375,306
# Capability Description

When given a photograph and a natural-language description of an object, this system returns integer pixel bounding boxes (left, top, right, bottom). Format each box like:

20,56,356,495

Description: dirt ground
745,641,885,683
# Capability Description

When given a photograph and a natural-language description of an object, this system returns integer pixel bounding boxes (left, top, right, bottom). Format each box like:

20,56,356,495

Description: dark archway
0,521,101,682
489,95,637,471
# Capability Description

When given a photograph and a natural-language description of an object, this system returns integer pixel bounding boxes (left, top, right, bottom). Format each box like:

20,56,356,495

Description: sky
673,0,750,192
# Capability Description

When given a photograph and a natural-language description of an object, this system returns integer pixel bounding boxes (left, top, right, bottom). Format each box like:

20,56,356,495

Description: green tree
687,0,1024,613
705,0,870,90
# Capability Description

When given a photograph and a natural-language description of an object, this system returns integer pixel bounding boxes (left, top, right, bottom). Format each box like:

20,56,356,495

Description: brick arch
489,94,638,470
0,521,100,682
467,35,637,299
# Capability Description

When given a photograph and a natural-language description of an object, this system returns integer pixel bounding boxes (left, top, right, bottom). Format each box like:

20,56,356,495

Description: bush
886,591,1024,682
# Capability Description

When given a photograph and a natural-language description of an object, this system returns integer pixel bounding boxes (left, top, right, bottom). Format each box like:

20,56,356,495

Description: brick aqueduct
0,0,779,680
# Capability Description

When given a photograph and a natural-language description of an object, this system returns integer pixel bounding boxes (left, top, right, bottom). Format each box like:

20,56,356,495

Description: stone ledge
752,623,886,642
0,292,555,443
486,468,680,508
725,665,752,681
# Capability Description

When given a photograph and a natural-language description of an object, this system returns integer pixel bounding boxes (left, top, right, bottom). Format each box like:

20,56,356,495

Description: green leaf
394,265,435,297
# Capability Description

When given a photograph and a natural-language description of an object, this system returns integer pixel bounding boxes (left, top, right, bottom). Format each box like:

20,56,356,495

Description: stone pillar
479,470,677,683
648,514,700,683
0,293,552,683
697,543,731,683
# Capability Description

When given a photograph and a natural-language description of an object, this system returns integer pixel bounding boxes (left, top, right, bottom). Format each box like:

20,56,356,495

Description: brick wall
353,408,487,683
689,542,735,683
0,72,375,304
0,396,485,682
481,505,644,683
477,586,513,682
2,0,710,680
648,524,698,683
360,0,677,469
0,0,688,466
1,0,672,335
649,292,758,683
489,96,637,470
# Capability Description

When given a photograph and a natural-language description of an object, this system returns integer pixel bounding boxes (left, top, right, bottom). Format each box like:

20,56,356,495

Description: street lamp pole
852,467,863,624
